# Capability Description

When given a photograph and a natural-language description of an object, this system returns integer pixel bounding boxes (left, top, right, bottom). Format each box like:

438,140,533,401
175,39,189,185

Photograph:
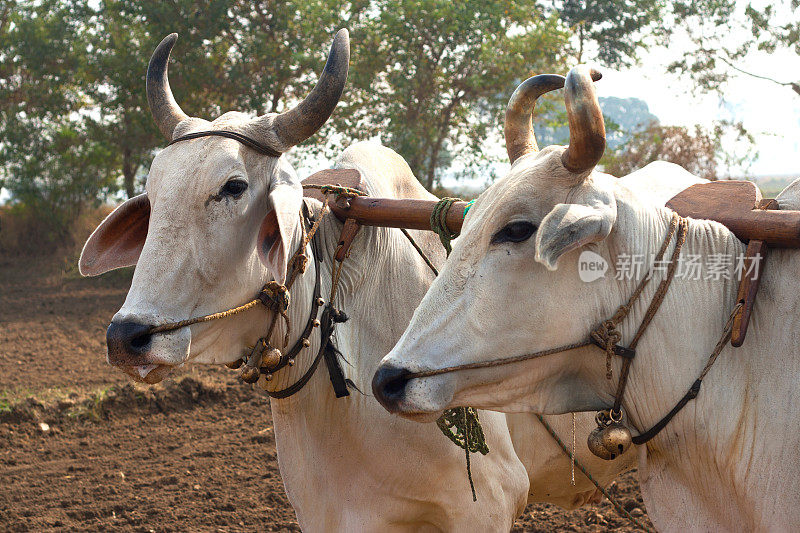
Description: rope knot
430,197,461,256
259,281,290,313
591,320,622,380
331,308,349,323
290,252,309,274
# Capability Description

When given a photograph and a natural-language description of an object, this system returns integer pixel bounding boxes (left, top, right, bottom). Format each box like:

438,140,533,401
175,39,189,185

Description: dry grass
0,203,113,259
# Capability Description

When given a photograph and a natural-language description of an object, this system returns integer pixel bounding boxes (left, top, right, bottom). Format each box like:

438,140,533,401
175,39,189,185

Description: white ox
375,66,800,531
78,34,637,530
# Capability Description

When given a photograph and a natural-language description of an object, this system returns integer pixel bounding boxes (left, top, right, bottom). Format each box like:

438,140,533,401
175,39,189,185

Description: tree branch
717,55,800,94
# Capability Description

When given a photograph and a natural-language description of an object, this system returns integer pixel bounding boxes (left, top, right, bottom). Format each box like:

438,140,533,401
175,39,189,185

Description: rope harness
147,131,359,399
407,207,744,530
150,130,735,528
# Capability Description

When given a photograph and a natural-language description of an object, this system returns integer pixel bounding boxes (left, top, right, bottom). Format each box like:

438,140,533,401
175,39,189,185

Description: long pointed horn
561,66,605,174
504,74,565,164
146,33,189,140
250,29,350,152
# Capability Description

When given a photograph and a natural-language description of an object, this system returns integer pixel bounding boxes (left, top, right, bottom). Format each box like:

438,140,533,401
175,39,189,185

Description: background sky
598,4,800,178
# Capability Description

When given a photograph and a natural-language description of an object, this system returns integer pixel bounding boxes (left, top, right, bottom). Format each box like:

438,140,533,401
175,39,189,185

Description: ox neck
604,199,741,435
268,198,443,412
606,196,800,530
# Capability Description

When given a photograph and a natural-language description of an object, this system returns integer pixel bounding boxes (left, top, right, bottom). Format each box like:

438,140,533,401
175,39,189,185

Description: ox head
374,66,625,420
79,30,349,383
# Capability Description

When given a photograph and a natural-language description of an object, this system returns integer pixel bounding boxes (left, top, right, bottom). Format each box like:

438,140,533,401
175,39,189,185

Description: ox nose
372,363,412,413
106,320,153,365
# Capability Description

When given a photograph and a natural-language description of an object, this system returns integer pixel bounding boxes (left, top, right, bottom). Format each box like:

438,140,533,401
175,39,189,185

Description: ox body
78,33,640,530
375,66,800,531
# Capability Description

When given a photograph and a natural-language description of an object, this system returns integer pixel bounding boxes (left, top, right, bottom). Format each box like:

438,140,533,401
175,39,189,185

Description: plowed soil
0,256,653,531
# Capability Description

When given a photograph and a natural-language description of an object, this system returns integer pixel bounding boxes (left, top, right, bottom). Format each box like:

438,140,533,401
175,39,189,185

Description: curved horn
561,66,605,174
504,74,565,164
146,33,189,140
254,29,350,151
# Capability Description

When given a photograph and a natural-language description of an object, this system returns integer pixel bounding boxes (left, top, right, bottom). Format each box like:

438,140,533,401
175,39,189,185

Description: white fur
89,126,640,529
380,148,800,530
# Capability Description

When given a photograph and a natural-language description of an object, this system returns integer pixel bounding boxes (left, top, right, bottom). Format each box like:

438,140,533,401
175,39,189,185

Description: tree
547,0,665,68
601,120,754,180
667,1,800,96
336,0,569,189
0,0,116,236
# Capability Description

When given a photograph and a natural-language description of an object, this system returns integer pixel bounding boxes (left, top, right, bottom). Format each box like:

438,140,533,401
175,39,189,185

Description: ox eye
220,179,248,197
491,221,537,244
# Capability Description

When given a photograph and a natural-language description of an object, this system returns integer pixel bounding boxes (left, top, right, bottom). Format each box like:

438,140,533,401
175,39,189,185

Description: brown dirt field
0,256,653,531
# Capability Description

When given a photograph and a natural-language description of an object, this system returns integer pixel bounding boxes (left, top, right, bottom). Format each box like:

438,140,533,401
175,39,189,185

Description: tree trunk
424,102,456,191
122,147,136,199
425,142,440,191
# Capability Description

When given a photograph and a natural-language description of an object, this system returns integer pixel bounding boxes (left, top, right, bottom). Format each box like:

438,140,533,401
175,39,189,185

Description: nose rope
144,192,333,339
405,213,744,454
405,213,684,382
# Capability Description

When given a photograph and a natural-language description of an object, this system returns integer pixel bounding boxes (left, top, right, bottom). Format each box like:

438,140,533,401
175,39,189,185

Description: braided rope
302,183,367,198
535,414,655,532
400,228,439,276
430,197,461,255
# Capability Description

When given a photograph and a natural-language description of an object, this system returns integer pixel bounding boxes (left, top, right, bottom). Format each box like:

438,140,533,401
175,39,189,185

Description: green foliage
335,0,568,188
2,0,759,219
0,0,115,243
548,0,666,68
666,1,799,95
601,120,755,179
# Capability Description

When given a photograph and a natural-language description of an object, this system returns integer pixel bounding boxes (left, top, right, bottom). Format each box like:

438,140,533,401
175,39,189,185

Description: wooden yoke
301,168,468,233
666,181,800,247
666,181,793,347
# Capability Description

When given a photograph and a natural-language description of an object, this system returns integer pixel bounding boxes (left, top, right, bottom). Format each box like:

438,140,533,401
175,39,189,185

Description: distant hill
749,175,799,197
535,96,659,149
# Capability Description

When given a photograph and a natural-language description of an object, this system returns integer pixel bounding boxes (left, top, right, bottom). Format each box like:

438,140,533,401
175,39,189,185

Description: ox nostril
130,331,152,351
107,321,154,364
372,363,412,412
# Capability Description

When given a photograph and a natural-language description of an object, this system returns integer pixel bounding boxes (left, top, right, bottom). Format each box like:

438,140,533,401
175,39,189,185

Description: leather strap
266,203,350,399
168,130,283,157
266,209,325,398
320,304,351,398
632,379,702,445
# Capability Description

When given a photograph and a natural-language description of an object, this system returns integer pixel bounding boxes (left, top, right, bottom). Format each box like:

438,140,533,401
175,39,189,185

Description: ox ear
535,190,616,270
257,170,302,284
79,194,150,276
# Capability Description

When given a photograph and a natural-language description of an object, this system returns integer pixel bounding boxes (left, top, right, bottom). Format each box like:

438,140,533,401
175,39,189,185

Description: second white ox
375,66,800,531
79,33,635,530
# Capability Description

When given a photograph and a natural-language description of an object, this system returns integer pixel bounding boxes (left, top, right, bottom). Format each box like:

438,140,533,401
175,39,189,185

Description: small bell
313,319,320,328
317,297,325,307
288,358,295,366
261,345,282,371
302,338,311,348
587,410,633,460
240,365,261,384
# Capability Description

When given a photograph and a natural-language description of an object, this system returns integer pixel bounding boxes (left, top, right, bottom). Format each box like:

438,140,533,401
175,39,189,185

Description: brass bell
302,338,311,348
240,365,261,384
587,422,632,460
317,297,325,306
288,358,295,366
225,359,243,369
261,346,282,370
313,319,320,328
